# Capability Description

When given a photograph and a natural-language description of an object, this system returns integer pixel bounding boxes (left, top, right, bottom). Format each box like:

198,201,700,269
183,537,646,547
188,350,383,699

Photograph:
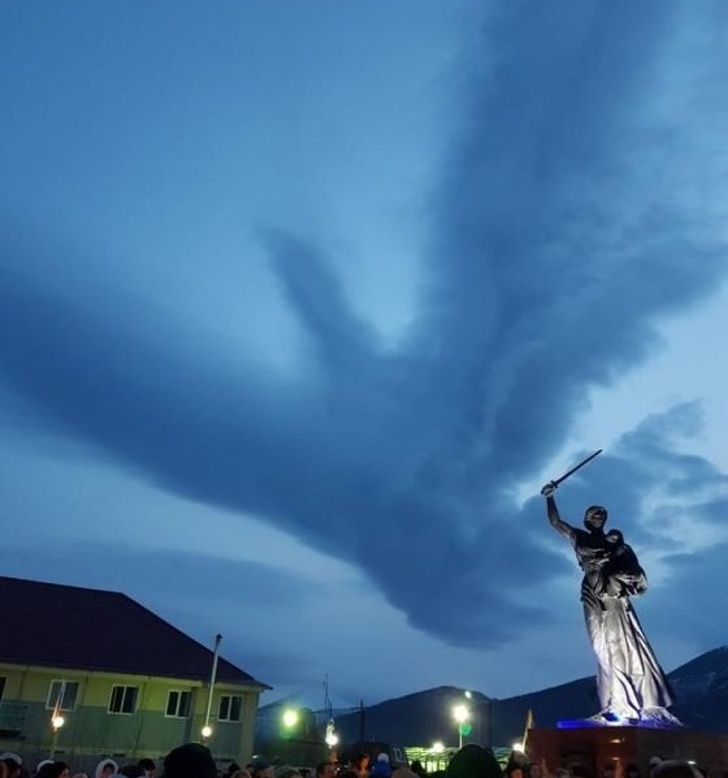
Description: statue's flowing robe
549,515,672,716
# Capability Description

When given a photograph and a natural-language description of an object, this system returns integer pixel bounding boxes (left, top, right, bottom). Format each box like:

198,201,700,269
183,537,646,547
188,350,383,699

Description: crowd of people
0,745,215,778
450,746,713,778
226,747,717,778
0,745,718,778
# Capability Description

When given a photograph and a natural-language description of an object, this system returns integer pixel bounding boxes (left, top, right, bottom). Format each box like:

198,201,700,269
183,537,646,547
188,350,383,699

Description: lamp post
452,704,470,749
50,714,65,758
202,633,223,743
325,718,339,759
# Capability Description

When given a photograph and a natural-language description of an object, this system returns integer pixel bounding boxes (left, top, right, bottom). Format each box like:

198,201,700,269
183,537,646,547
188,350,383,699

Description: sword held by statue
545,448,602,491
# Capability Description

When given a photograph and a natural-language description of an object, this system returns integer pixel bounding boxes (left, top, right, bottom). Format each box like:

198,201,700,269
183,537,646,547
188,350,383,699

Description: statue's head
583,504,608,531
606,529,623,546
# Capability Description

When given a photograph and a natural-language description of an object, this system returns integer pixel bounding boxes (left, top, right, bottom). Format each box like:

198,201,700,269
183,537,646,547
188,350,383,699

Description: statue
540,477,678,725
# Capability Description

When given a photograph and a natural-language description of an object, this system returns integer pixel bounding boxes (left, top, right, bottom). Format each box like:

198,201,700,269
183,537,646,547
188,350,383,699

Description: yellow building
0,576,270,771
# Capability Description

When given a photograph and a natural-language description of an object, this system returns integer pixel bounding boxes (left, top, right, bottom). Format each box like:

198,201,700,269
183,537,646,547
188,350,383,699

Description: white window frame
217,694,242,722
45,680,80,711
165,689,191,719
108,685,139,715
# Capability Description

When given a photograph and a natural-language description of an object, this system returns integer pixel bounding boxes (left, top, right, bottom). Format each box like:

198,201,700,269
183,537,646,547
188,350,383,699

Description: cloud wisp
2,0,728,649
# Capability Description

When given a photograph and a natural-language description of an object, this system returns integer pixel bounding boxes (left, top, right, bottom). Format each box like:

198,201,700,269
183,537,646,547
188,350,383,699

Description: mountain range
258,646,728,748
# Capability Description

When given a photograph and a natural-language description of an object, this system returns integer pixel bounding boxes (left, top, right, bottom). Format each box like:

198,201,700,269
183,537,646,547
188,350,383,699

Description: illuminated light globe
283,709,300,728
452,703,470,748
431,742,445,754
325,719,338,747
51,715,65,730
452,704,469,724
201,725,213,738
512,742,524,753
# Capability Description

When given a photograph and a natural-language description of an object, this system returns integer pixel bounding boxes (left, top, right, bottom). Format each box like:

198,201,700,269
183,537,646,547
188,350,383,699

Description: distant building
0,576,270,769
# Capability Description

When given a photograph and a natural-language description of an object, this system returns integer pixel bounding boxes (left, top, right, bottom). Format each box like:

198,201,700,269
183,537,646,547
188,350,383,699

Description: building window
218,695,242,722
46,681,80,711
165,690,191,718
0,677,5,701
108,685,138,714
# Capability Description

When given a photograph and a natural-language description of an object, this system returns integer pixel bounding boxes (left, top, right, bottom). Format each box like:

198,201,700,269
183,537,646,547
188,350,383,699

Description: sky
2,0,728,717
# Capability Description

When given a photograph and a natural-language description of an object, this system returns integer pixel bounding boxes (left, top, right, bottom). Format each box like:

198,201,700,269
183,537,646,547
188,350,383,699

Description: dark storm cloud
531,404,728,550
641,541,728,651
2,1,728,648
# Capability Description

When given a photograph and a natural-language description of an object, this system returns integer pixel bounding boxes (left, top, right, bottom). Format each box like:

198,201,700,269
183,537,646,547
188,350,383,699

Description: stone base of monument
526,725,728,777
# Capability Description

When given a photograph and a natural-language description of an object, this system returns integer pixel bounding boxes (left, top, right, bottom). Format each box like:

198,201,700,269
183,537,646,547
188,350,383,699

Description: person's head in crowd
250,762,274,778
2,755,22,778
124,767,146,778
163,744,216,778
653,762,702,778
649,759,665,778
446,745,501,778
409,763,424,778
370,757,391,778
275,767,301,778
138,761,156,778
315,764,336,778
96,761,119,778
37,762,70,778
569,764,596,778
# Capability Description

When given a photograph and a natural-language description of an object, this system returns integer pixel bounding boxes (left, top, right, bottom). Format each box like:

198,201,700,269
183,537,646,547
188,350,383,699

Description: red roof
0,576,269,687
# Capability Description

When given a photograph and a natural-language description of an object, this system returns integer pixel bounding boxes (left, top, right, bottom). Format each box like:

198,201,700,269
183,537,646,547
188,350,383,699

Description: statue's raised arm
540,481,576,542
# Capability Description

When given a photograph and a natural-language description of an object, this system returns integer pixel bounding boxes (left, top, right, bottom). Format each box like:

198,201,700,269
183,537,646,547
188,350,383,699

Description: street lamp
324,719,339,748
202,633,223,743
452,704,470,749
283,709,300,729
50,714,65,758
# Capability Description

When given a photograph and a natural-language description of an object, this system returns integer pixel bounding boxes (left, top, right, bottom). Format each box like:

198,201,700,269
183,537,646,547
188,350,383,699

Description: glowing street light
325,719,339,749
431,742,445,754
282,709,300,729
50,713,65,758
452,704,470,749
201,725,213,740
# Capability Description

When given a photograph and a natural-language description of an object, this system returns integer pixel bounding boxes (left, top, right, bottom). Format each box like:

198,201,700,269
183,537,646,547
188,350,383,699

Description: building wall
0,664,261,770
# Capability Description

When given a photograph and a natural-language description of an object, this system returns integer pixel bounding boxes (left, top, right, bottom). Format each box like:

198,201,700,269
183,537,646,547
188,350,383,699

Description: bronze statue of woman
540,482,676,725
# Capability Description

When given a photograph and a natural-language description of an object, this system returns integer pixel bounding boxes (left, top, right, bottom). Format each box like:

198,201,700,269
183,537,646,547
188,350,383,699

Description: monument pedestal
527,725,728,776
